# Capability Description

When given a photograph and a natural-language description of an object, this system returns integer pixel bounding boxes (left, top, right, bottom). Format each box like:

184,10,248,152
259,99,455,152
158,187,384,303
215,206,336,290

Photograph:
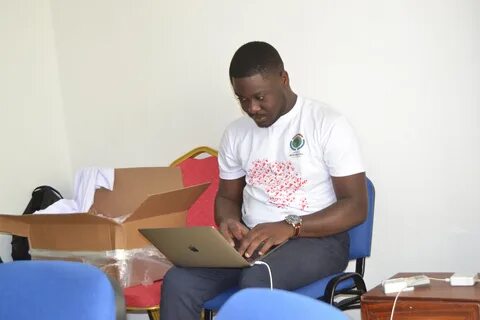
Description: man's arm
238,172,368,257
300,172,367,236
214,177,249,246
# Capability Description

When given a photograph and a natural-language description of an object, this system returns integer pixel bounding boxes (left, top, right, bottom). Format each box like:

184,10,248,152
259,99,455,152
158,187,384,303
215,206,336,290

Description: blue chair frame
203,177,375,319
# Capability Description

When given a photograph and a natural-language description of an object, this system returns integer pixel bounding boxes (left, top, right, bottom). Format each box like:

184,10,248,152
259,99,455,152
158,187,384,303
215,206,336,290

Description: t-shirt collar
270,95,303,128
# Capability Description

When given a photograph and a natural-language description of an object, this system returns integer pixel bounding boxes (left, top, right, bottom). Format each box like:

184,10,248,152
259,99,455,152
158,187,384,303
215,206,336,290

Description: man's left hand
237,221,294,258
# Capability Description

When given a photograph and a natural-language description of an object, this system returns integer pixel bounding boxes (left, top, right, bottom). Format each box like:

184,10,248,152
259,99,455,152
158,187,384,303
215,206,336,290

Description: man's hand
237,221,294,258
218,218,249,247
215,177,247,246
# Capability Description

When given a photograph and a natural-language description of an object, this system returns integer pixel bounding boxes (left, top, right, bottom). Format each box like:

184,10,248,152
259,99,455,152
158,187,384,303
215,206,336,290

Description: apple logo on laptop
188,245,199,253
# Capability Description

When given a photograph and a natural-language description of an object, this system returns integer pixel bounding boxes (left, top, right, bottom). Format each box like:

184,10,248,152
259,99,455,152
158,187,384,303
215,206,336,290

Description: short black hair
229,41,284,79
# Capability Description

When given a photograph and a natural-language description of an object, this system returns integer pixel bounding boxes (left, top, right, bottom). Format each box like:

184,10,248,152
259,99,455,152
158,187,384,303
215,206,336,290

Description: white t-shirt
218,96,365,228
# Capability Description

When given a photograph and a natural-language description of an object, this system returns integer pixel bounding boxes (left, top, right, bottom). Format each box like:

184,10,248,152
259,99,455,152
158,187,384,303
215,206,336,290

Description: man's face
231,72,289,128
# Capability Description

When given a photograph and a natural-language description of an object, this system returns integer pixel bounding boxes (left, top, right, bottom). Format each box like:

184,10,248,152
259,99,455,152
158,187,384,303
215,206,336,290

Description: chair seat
124,281,162,308
203,273,355,310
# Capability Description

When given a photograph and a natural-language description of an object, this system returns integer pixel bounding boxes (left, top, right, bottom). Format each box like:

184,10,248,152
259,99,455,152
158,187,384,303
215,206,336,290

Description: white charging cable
389,286,411,320
427,277,449,282
253,261,273,290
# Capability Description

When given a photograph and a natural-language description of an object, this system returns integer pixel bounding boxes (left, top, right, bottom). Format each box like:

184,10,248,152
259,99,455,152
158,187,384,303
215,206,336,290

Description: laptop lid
139,226,279,268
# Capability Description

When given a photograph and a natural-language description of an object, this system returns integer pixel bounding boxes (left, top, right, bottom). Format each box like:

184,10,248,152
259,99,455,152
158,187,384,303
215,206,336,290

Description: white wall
0,0,72,262
49,0,243,171
1,0,479,318
48,0,480,282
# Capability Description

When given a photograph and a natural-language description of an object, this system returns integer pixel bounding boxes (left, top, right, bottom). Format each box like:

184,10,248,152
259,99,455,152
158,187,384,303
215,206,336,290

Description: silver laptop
139,226,284,268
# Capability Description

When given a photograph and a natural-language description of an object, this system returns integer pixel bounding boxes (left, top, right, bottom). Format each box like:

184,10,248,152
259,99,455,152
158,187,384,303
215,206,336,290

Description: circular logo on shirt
290,134,305,151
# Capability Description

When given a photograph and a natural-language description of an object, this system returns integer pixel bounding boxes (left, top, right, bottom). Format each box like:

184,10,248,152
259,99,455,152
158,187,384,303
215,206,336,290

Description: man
160,41,367,320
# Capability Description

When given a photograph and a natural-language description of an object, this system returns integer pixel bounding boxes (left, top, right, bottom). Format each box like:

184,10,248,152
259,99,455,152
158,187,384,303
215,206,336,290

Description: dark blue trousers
160,232,349,320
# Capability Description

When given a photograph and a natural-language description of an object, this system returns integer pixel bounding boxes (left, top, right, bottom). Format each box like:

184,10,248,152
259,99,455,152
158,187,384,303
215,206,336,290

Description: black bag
11,186,63,260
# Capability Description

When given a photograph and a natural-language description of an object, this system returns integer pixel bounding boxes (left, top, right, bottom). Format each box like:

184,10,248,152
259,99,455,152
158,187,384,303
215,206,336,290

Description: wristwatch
284,214,302,238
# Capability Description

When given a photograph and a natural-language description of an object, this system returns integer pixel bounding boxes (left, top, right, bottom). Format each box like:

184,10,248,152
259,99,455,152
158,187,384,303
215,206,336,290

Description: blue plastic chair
204,177,375,319
0,260,126,320
215,288,349,320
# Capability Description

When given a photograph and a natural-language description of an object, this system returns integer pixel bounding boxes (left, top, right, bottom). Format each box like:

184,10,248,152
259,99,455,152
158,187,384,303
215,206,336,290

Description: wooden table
361,272,480,320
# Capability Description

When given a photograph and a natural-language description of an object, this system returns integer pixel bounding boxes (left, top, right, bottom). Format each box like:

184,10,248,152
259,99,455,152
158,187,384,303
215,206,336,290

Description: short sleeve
322,116,365,177
218,128,246,180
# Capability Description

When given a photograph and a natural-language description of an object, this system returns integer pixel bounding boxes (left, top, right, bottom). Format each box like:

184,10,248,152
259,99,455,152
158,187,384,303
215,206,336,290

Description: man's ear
280,70,289,86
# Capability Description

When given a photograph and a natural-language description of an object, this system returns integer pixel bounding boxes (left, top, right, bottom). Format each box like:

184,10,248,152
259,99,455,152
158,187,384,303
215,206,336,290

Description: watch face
285,214,302,225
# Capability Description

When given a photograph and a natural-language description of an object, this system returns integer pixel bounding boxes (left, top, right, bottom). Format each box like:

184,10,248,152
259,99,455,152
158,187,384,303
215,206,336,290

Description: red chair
124,281,162,320
124,146,219,320
171,146,219,227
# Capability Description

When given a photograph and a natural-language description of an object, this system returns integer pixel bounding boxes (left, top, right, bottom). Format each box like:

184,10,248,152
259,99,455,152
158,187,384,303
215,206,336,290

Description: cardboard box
0,167,209,287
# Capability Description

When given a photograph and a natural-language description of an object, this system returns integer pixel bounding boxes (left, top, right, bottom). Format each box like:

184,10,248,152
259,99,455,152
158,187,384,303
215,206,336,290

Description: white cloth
35,167,114,214
218,96,365,228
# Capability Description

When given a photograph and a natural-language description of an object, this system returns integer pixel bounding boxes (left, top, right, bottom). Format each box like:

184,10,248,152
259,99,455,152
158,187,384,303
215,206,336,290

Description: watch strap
292,223,301,238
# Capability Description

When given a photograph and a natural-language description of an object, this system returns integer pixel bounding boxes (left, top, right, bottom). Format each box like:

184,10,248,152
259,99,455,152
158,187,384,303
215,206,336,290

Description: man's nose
246,100,261,114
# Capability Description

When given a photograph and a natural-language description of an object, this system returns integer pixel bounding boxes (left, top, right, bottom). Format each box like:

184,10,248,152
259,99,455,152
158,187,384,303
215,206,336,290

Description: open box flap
0,213,124,251
124,183,210,223
0,212,119,235
91,167,183,218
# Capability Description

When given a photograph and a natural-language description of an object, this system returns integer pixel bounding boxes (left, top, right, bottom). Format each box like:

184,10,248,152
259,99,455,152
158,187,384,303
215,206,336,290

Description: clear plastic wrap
30,245,172,288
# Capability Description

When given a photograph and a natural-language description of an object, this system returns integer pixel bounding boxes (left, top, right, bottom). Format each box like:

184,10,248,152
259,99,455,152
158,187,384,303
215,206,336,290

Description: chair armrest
324,272,367,305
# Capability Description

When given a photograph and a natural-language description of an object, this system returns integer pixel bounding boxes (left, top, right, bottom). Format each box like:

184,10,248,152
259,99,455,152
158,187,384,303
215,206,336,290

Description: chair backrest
348,177,375,260
0,260,125,320
171,146,219,227
215,288,348,320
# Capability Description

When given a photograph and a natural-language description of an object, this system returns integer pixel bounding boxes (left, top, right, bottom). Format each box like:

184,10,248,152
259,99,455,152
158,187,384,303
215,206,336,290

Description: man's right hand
218,218,249,247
